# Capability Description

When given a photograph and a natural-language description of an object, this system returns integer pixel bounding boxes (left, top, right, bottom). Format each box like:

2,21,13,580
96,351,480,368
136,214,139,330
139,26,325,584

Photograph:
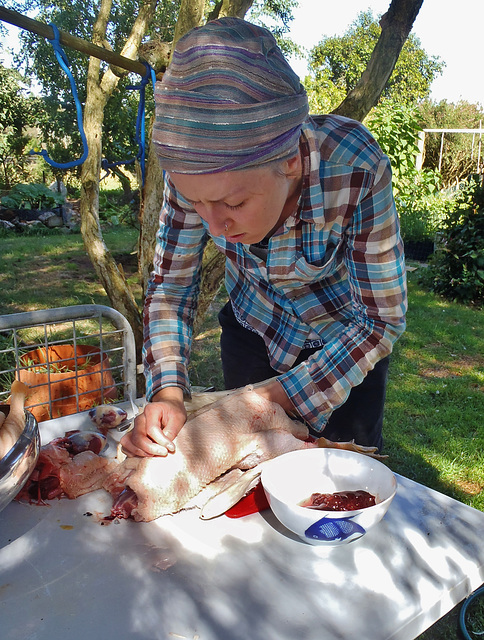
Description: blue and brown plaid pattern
144,115,407,431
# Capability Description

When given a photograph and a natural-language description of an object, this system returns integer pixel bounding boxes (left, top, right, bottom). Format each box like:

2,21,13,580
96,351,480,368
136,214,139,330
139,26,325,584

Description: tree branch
332,0,424,122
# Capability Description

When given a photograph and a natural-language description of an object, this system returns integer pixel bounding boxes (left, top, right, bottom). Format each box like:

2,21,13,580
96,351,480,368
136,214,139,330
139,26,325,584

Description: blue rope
101,62,156,186
30,24,89,169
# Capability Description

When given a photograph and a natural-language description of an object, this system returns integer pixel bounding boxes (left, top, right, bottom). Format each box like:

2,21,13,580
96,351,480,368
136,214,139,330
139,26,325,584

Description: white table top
1,410,483,640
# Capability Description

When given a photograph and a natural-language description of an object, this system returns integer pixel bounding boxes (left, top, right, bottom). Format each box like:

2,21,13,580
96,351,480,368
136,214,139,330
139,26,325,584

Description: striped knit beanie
153,17,309,174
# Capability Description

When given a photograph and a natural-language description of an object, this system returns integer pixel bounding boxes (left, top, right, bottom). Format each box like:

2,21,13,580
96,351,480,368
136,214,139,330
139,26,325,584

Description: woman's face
169,154,302,245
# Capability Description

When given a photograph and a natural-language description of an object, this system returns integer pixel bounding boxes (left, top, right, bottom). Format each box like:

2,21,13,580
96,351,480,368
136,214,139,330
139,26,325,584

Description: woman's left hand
254,379,295,414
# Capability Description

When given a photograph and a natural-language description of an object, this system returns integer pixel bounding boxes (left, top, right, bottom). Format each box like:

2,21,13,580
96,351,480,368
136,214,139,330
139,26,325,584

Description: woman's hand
120,387,187,457
253,378,295,414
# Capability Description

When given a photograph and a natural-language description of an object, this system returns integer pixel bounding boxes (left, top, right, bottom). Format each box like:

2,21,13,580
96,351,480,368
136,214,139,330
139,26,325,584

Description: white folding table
1,410,483,640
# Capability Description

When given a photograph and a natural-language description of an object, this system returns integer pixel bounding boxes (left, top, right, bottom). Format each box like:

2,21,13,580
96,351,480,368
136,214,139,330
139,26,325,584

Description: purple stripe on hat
153,17,309,174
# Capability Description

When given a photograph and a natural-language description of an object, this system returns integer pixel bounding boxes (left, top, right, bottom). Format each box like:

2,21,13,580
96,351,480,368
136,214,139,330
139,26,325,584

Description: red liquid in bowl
300,490,376,511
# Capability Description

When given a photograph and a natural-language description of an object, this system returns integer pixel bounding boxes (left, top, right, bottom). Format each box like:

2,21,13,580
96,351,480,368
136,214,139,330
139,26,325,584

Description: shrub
99,189,138,228
367,101,447,244
419,175,484,305
418,99,484,186
1,183,65,210
367,102,421,192
396,171,451,243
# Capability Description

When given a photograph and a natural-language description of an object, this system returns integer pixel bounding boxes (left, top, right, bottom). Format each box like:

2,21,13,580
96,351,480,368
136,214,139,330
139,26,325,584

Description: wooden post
438,132,445,173
478,120,482,173
0,6,148,76
415,130,425,171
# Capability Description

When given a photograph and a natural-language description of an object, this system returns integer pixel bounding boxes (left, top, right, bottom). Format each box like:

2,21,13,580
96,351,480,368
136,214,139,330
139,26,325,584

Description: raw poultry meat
89,404,127,429
13,388,384,520
104,389,315,522
15,430,117,503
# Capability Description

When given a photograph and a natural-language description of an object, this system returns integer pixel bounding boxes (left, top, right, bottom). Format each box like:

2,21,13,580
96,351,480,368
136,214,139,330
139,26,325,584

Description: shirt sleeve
142,176,209,401
278,154,407,431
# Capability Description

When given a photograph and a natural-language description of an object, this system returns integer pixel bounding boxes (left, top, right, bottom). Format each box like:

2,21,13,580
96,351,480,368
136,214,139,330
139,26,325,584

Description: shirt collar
295,120,323,224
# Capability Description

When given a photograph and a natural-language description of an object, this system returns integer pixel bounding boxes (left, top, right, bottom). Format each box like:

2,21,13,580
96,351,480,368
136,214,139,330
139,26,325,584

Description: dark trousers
218,302,388,450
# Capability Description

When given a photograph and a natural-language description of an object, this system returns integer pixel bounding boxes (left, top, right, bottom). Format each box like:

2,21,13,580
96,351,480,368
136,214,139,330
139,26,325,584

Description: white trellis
416,124,483,173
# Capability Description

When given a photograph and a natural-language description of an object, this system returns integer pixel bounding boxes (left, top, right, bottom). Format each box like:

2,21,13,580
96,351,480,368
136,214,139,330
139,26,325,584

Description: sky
1,0,483,107
287,0,484,107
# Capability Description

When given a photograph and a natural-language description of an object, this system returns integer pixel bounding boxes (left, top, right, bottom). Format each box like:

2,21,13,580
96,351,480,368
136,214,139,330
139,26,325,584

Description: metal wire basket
0,305,137,422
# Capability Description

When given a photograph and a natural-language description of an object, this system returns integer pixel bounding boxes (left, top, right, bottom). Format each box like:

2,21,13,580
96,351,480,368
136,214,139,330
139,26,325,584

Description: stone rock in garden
0,207,18,222
0,219,15,230
1,208,49,223
49,180,67,197
61,204,74,225
38,211,64,227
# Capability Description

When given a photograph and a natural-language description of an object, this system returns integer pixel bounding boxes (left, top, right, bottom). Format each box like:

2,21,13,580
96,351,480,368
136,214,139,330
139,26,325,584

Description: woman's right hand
120,387,187,457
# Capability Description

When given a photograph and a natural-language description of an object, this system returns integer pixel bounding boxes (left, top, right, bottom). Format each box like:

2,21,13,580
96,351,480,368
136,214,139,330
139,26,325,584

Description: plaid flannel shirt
143,115,407,431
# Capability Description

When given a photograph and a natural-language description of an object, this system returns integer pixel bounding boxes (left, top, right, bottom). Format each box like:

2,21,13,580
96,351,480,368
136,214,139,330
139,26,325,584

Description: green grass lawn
385,274,484,512
0,228,142,314
0,230,482,638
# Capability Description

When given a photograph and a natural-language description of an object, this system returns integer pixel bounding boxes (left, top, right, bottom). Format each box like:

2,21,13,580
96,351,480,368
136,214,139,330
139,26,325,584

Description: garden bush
1,183,65,210
419,174,484,305
395,172,451,244
98,188,139,227
367,101,447,246
418,98,484,186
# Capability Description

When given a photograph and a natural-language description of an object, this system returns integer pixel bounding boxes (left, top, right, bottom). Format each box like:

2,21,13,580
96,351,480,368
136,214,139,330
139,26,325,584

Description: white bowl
261,448,397,546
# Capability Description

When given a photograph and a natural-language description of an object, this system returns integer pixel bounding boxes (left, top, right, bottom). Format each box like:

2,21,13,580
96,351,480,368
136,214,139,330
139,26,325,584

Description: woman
121,17,407,457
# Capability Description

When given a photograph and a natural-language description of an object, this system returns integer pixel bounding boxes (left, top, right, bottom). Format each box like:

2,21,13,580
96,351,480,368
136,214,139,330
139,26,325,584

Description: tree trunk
138,0,255,333
209,0,254,20
111,167,133,203
139,119,165,294
2,161,10,190
332,0,424,122
219,0,254,18
193,239,227,336
80,57,143,347
138,0,206,297
172,0,205,47
79,0,161,365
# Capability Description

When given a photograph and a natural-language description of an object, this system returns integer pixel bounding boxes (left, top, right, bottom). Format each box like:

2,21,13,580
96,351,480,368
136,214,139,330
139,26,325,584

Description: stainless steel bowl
0,405,40,513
